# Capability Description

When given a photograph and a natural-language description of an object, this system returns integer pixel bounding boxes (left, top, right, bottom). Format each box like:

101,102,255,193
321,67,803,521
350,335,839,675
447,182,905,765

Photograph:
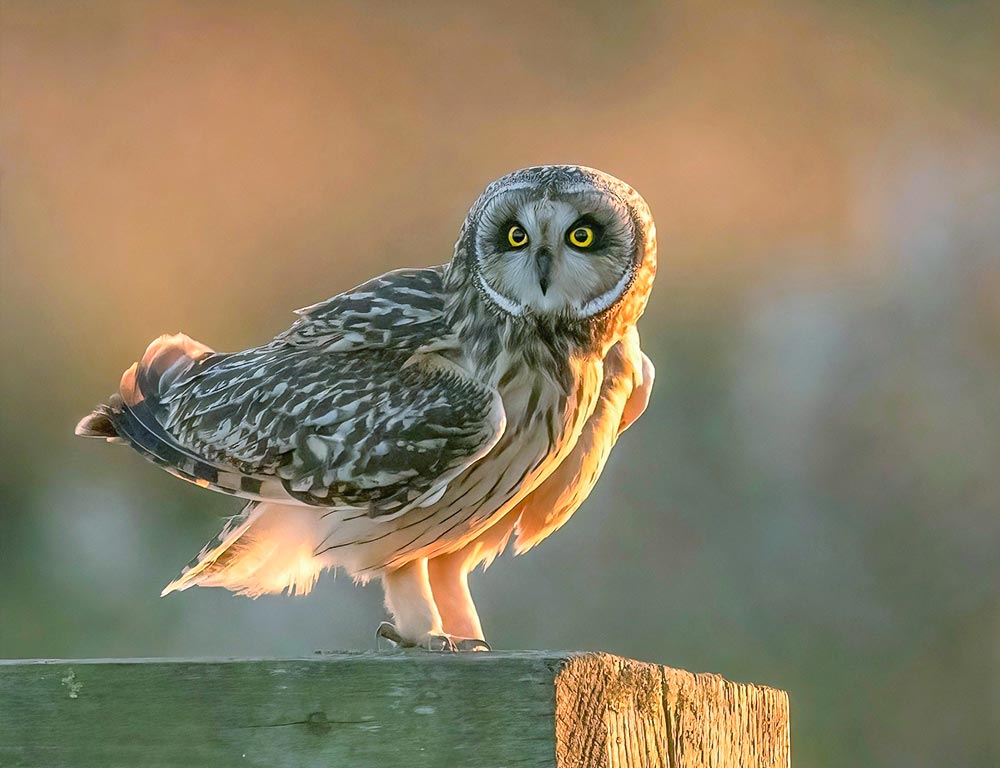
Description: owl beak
535,248,553,295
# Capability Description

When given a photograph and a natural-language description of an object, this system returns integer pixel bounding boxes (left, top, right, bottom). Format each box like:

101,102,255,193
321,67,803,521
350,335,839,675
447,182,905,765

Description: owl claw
375,621,404,649
452,637,492,652
424,635,492,652
375,622,490,652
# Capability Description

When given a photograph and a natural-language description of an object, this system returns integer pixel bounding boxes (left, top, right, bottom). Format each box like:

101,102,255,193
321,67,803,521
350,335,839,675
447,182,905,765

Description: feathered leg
427,551,485,641
379,558,488,651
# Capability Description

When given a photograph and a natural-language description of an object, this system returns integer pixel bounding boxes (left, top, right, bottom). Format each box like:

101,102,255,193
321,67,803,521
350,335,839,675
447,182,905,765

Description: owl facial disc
470,170,641,320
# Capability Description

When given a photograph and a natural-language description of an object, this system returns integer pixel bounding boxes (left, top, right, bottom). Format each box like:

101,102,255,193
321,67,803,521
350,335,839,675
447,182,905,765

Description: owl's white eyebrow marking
497,182,539,193
475,272,525,317
554,183,599,196
576,267,635,318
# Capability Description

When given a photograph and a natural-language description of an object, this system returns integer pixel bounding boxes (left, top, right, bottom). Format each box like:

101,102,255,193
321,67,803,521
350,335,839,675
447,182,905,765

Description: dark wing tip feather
74,404,119,439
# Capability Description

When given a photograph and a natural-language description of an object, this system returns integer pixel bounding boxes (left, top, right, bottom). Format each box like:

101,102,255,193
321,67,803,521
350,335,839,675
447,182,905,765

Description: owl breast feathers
77,165,656,650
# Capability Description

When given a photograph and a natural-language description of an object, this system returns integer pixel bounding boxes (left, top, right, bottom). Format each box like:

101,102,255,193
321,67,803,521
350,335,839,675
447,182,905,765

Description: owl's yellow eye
507,225,529,248
568,225,595,248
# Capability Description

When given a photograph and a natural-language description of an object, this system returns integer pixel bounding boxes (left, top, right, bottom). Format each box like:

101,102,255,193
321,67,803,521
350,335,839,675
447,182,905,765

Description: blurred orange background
2,2,999,765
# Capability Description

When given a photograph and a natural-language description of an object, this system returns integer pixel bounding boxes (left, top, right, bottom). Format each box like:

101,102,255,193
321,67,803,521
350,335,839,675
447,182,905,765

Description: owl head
451,166,656,332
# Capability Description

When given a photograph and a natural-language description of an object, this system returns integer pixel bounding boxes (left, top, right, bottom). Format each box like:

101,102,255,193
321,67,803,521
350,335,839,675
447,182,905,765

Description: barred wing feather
79,266,507,518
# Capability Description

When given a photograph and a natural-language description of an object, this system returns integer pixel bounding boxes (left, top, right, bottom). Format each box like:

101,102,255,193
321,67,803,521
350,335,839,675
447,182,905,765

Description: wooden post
0,652,789,767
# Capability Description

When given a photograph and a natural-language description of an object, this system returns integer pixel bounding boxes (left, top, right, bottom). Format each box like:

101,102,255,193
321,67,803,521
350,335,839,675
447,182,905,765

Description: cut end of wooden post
555,653,790,768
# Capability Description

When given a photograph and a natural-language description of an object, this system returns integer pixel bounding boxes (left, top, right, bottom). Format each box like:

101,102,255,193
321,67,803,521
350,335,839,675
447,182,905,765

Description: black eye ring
507,224,529,248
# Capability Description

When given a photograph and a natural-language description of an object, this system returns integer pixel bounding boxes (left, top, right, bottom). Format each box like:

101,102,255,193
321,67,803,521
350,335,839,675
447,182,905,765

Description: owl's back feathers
77,267,506,518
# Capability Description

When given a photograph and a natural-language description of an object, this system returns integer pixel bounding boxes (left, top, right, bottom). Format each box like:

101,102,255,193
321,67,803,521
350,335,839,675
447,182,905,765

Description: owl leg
427,551,489,645
379,558,488,652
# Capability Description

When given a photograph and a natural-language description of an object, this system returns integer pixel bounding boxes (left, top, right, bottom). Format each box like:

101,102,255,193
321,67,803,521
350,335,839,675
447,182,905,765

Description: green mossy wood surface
0,652,789,767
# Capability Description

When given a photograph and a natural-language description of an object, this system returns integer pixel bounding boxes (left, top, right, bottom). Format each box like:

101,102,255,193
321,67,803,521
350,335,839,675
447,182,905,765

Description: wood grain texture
555,654,790,768
0,652,788,768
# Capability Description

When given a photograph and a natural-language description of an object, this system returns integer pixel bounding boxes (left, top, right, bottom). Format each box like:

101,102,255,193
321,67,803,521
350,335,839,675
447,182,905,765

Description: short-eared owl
77,165,656,650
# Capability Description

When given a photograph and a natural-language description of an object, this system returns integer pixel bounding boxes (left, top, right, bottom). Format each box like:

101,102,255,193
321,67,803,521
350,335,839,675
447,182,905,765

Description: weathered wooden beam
0,652,789,767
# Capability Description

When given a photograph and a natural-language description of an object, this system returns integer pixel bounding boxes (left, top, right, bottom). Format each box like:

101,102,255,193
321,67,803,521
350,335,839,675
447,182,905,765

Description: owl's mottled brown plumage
76,165,656,650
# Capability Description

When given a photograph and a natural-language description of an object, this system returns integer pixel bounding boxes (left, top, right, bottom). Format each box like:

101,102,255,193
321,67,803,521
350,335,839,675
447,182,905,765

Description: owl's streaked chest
400,346,605,551
490,346,602,455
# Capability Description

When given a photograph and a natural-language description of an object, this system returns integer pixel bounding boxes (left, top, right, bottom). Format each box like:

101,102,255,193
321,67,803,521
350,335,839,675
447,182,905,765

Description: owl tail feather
75,332,215,441
74,405,120,439
162,502,333,598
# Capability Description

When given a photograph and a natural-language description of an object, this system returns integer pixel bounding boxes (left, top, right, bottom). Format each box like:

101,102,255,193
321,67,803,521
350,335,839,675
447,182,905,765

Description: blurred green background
2,1,999,765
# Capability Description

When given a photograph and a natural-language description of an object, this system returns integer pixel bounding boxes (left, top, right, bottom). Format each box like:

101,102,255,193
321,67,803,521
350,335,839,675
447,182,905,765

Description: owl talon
424,634,491,652
375,623,490,652
375,621,405,649
455,637,492,652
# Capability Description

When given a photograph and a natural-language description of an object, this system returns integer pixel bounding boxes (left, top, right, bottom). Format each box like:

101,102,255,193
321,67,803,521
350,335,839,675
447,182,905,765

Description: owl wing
279,266,446,351
78,266,507,518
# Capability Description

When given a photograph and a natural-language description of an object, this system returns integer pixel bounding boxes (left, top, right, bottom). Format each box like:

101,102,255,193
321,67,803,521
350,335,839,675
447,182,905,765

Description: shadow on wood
0,651,789,767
